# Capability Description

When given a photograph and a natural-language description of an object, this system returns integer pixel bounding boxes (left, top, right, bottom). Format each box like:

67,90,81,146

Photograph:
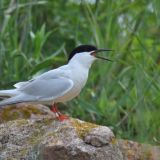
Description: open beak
91,49,113,61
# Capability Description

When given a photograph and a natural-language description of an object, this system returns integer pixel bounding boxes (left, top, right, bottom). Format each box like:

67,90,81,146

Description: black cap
68,45,97,61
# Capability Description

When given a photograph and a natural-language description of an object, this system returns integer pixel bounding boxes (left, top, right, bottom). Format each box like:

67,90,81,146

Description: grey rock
0,104,159,160
41,119,122,160
0,117,123,160
84,126,115,147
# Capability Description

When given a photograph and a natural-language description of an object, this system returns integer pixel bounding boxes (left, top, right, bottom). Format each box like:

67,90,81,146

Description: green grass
0,0,160,145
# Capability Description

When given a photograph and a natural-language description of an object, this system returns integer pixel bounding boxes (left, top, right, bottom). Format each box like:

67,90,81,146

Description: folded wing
0,77,73,106
19,77,74,100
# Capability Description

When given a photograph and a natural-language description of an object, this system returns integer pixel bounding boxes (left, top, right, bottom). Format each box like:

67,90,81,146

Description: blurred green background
0,0,160,145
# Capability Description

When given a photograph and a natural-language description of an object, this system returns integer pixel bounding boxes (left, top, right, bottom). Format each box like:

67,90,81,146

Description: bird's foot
56,113,69,121
51,104,69,122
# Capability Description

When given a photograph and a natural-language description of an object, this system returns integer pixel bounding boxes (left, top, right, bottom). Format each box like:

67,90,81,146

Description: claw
57,114,69,121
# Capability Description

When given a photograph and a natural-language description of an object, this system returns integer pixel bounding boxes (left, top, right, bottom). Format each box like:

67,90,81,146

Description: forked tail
0,89,18,98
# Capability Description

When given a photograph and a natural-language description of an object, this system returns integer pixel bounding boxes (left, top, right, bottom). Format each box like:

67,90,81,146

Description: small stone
84,126,115,147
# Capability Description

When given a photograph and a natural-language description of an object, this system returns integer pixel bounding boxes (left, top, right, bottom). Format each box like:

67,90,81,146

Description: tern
0,45,112,121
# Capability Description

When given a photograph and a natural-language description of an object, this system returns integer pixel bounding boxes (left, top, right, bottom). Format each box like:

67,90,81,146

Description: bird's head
68,45,112,68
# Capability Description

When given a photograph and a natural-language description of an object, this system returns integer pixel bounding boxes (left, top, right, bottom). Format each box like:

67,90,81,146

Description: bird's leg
51,103,69,121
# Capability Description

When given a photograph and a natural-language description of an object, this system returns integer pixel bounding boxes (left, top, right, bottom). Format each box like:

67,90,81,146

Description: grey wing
18,77,73,101
14,66,68,89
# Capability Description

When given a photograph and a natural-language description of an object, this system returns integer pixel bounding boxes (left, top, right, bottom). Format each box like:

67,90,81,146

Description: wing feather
19,77,73,101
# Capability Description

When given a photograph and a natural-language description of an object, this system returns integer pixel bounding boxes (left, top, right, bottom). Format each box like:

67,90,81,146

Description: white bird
0,45,112,121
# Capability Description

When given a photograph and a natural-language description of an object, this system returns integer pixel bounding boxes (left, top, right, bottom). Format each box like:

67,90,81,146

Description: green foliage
0,0,160,144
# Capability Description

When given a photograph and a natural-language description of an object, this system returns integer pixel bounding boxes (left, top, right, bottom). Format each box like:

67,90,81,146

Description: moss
111,137,117,145
19,148,28,158
42,118,53,126
21,106,43,117
15,119,28,126
46,131,56,137
71,118,98,139
141,149,153,160
28,132,43,145
0,104,48,122
1,105,19,121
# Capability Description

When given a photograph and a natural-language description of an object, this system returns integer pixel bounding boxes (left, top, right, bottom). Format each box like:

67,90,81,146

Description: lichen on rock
0,104,159,160
0,104,123,160
70,118,98,138
0,103,55,123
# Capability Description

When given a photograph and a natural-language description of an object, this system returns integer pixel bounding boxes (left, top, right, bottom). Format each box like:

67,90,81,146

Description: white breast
55,62,89,103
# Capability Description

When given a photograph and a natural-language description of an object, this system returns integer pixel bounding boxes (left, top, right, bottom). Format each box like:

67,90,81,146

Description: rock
0,118,123,160
0,104,159,160
84,127,115,147
42,119,122,160
0,103,55,123
0,104,123,160
118,139,160,160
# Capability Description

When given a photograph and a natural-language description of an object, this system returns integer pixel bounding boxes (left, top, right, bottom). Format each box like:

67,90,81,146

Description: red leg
51,103,58,113
51,103,69,121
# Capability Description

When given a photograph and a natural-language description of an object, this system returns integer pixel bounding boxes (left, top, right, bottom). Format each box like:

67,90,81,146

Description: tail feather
0,89,18,97
0,97,23,107
0,94,35,107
